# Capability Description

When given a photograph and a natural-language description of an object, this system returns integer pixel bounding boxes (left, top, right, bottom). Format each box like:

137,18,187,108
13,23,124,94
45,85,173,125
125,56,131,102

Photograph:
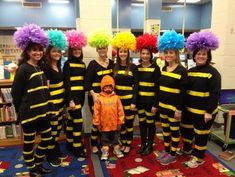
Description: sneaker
48,158,61,167
113,149,124,158
156,150,168,161
184,158,205,168
101,150,109,161
176,148,192,156
92,146,99,154
159,154,176,165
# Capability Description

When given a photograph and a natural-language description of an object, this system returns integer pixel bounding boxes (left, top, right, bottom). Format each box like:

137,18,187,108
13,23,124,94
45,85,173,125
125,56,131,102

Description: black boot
137,124,147,154
74,147,87,158
141,144,153,155
37,165,52,174
29,168,42,177
137,142,147,154
141,126,155,156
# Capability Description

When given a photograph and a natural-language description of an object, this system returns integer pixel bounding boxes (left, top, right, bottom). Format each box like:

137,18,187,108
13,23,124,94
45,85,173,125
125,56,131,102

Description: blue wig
47,29,68,51
158,30,185,52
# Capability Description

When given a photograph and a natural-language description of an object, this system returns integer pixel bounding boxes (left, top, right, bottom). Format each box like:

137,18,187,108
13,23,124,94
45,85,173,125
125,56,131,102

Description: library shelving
0,79,22,146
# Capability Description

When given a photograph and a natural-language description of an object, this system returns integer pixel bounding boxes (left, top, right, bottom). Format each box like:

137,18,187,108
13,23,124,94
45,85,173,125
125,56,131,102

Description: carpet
0,137,94,177
100,137,235,177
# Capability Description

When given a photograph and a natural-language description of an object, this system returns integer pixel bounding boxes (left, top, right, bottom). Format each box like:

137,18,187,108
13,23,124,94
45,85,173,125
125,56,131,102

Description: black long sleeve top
186,64,221,114
63,57,86,105
11,63,54,125
84,59,114,93
114,64,138,104
44,65,65,115
137,63,161,107
158,65,188,112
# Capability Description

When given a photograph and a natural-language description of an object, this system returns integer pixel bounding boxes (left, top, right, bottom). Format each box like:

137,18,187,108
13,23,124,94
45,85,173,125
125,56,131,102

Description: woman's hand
174,110,182,121
69,100,76,110
151,106,157,114
130,104,137,111
204,113,212,123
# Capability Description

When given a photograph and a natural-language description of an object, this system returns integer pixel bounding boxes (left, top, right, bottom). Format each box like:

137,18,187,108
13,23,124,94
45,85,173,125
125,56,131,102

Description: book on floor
218,150,235,161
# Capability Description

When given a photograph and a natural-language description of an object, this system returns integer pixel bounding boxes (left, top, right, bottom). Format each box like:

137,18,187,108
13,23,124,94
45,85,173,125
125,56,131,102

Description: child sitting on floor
93,75,125,160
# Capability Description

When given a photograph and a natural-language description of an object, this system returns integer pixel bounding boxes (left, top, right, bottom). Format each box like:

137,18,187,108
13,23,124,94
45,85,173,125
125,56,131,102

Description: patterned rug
0,137,94,177
100,137,235,177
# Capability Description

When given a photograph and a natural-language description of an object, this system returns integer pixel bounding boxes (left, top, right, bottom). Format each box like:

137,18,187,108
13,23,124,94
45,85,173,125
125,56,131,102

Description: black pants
66,104,84,150
137,104,156,146
120,98,135,147
22,117,54,170
101,131,119,146
88,95,100,147
180,109,216,160
159,109,180,156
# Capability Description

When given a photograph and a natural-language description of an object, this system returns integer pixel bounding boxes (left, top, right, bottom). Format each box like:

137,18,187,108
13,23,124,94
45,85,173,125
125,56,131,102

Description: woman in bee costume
136,33,161,155
112,32,138,154
63,30,88,157
85,30,114,153
44,29,68,162
11,24,56,177
181,31,221,168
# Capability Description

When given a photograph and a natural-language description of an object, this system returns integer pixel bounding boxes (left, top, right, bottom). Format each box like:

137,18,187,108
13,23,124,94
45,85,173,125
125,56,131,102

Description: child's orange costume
93,75,125,132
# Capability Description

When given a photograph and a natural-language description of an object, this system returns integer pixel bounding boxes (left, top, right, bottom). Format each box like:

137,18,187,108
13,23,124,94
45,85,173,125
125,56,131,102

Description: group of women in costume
11,23,221,177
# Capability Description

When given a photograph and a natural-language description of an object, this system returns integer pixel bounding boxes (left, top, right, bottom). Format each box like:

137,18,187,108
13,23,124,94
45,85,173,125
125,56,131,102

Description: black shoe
137,143,146,154
48,158,61,167
59,154,68,160
37,165,52,174
29,168,42,177
74,150,87,158
141,145,153,156
122,146,131,155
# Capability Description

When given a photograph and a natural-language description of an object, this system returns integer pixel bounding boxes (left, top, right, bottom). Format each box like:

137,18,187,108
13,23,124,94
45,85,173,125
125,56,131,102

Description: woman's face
195,49,208,66
118,48,128,62
140,49,151,63
164,49,177,63
27,45,43,62
72,48,82,58
97,47,108,58
50,47,61,61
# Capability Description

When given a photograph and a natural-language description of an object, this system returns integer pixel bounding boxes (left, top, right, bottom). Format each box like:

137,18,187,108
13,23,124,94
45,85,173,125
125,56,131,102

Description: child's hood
101,75,115,90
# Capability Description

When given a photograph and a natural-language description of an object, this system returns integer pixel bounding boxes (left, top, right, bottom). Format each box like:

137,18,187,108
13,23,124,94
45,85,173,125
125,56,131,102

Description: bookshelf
0,79,23,146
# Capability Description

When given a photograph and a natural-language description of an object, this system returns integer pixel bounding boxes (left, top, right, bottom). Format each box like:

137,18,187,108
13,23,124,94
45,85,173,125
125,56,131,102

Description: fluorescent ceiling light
4,0,21,1
48,0,69,4
131,3,144,6
177,0,200,3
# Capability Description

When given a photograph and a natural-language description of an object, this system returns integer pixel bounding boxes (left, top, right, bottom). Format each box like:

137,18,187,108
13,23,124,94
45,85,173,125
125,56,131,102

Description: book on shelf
0,124,20,139
218,151,235,161
0,126,6,139
0,105,16,122
5,124,14,138
1,88,12,103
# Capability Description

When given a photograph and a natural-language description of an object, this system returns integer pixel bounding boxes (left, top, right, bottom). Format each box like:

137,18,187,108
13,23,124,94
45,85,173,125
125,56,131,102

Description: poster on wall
146,19,161,37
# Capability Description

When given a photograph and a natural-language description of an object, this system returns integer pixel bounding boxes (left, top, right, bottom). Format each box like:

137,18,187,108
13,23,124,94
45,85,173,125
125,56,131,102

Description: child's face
103,85,113,94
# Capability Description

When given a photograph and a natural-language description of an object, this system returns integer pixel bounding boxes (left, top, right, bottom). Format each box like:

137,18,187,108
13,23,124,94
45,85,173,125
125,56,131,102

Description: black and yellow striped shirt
186,64,221,114
11,63,54,125
44,65,65,115
63,57,86,105
84,59,114,93
114,64,138,104
159,65,187,112
137,63,161,107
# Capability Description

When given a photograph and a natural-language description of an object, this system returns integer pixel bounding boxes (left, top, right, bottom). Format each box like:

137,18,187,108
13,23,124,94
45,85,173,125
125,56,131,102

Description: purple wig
186,31,219,52
14,24,49,50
